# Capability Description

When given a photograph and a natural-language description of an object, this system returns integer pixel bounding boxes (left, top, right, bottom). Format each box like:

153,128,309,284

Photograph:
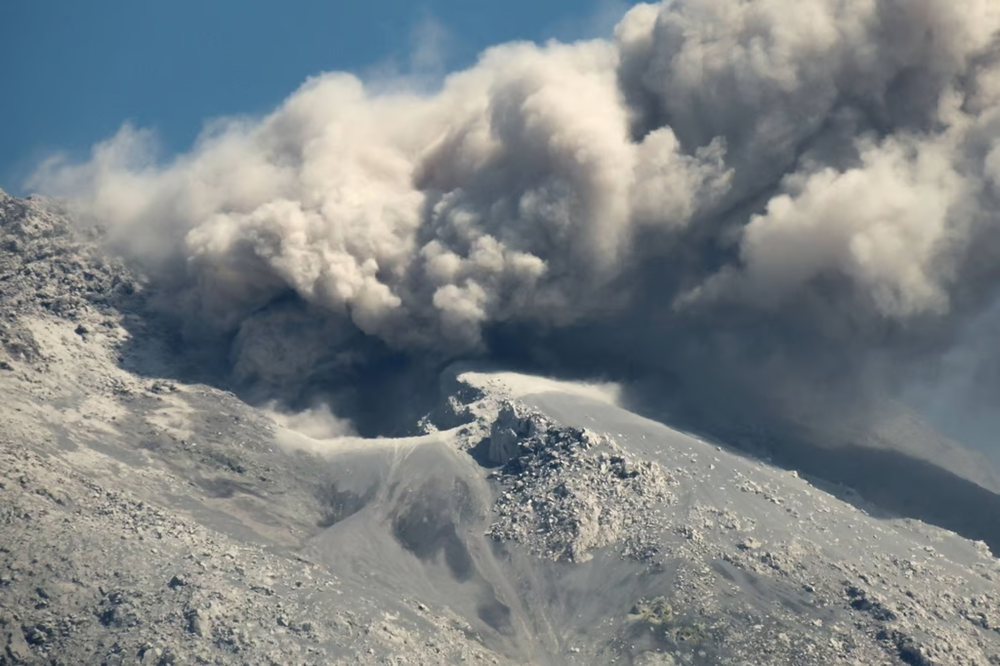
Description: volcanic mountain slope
4,190,1000,665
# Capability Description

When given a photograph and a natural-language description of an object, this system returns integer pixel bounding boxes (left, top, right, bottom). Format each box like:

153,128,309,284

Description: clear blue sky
0,0,632,194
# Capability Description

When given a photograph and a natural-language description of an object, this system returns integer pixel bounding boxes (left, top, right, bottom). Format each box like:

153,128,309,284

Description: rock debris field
486,404,673,564
5,190,1000,664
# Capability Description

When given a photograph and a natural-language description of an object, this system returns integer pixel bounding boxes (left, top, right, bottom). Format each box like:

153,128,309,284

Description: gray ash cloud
26,0,1000,439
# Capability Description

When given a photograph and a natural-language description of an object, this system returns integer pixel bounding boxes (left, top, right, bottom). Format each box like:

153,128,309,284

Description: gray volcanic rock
4,190,1000,664
486,420,673,563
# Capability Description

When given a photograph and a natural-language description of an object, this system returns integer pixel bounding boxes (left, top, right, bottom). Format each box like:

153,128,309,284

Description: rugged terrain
4,190,1000,664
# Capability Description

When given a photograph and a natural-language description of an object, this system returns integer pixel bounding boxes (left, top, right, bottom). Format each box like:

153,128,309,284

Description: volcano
3,190,1000,665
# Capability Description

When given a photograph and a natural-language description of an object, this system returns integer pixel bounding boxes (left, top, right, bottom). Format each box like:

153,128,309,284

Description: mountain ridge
3,190,1000,664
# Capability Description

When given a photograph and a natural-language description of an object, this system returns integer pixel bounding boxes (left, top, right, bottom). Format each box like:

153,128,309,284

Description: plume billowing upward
30,0,1000,434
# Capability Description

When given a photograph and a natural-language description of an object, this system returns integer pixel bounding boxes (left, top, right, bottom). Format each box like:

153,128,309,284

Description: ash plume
29,0,1000,439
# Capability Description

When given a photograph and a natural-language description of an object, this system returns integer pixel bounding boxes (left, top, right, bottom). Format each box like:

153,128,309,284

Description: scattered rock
138,644,161,665
487,415,672,562
3,623,31,663
21,623,52,646
184,609,205,637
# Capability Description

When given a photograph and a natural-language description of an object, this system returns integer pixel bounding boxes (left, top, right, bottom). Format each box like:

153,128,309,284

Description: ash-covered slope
4,190,1000,665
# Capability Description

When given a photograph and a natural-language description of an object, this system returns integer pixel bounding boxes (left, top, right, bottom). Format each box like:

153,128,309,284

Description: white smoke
265,402,356,440
28,0,1000,433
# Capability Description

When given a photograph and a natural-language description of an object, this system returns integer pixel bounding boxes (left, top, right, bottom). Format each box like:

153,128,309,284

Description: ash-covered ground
5,190,1000,665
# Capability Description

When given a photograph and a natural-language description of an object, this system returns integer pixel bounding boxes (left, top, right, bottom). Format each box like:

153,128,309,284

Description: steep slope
4,191,1000,665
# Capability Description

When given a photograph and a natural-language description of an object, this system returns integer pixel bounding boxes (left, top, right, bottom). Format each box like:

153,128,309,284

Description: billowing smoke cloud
265,401,356,440
30,0,1000,441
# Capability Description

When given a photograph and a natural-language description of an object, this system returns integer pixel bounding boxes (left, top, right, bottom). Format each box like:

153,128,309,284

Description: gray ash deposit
6,0,1000,661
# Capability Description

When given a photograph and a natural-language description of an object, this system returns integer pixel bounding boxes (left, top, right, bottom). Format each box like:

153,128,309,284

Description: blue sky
0,0,632,194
